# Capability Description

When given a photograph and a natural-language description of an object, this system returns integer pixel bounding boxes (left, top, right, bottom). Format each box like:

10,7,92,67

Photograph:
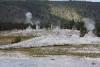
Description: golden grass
0,45,100,58
0,36,35,45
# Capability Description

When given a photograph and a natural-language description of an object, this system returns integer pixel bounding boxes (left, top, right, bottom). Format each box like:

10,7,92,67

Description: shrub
12,36,21,43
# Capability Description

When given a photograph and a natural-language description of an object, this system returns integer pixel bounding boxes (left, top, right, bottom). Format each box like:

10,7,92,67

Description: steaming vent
82,18,96,37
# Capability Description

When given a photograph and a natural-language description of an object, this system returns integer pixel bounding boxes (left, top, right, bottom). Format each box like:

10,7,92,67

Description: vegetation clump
12,36,21,43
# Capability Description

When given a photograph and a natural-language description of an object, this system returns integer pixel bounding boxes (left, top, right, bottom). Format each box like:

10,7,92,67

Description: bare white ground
0,29,100,49
0,34,100,49
0,56,100,67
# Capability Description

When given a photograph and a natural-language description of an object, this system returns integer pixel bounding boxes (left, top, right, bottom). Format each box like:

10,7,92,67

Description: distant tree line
0,1,100,36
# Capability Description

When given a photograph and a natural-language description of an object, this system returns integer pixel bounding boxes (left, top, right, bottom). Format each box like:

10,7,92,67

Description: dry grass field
0,36,34,45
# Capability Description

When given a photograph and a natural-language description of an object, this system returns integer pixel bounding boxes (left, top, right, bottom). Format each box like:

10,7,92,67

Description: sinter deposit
0,56,100,67
0,29,100,49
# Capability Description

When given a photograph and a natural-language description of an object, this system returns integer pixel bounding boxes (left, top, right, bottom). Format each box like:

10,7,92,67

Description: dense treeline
0,1,100,34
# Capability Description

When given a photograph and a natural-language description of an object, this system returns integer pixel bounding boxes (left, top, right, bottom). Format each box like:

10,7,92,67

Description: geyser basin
0,29,100,49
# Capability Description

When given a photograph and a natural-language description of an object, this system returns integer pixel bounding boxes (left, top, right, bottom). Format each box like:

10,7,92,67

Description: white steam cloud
82,18,95,31
25,12,33,25
35,20,40,30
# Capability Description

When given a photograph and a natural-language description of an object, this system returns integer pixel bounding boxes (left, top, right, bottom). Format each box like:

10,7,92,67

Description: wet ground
0,51,100,67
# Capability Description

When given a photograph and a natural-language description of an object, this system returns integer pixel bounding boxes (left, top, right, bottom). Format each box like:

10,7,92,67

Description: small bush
12,36,21,43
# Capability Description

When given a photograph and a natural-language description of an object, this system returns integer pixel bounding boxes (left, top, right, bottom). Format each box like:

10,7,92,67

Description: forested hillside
0,1,100,33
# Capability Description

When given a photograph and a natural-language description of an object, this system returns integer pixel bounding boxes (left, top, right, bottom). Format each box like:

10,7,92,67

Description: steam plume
82,18,95,31
25,12,33,25
35,20,40,30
